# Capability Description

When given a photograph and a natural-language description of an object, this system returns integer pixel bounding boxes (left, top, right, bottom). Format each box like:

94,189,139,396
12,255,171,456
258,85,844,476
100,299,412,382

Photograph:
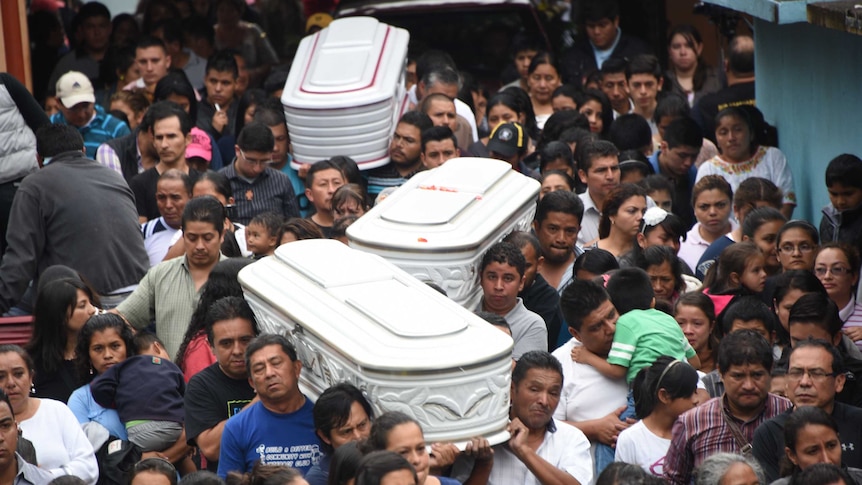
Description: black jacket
105,128,142,184
559,33,651,85
520,274,564,351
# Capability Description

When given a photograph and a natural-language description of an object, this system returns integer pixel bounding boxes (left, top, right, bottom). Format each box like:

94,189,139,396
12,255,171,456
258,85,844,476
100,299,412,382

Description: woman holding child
68,314,192,467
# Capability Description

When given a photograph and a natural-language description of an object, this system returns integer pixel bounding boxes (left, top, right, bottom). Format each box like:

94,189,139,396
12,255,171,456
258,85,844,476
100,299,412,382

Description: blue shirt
218,398,322,477
67,384,128,440
304,453,330,485
50,104,131,158
647,151,697,186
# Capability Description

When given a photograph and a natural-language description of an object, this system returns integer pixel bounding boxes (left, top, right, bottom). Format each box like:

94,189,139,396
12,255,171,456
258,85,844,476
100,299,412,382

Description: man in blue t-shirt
218,334,322,477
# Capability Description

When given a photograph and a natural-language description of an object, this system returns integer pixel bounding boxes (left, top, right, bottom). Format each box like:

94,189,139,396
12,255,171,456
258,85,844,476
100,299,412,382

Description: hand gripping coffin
238,239,514,447
281,16,409,169
346,157,540,308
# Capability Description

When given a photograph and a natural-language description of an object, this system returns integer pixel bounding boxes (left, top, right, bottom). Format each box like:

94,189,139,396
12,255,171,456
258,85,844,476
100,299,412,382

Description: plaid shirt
664,394,791,485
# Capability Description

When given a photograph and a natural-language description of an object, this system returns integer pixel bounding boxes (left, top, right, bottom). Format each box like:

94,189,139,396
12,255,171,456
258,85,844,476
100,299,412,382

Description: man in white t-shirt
555,279,630,475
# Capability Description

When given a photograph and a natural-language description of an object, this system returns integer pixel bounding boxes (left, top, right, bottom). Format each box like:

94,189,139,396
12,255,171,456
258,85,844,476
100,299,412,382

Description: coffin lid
281,17,409,109
239,240,513,371
347,157,539,251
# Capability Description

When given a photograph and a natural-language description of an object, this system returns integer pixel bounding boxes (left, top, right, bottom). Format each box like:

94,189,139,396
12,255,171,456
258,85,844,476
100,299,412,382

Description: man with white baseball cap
50,71,130,158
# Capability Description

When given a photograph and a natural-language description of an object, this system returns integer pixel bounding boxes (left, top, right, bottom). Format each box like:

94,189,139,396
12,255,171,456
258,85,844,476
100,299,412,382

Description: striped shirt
95,142,142,177
840,298,862,351
607,308,696,383
219,162,299,225
365,162,423,199
664,394,791,485
50,104,130,158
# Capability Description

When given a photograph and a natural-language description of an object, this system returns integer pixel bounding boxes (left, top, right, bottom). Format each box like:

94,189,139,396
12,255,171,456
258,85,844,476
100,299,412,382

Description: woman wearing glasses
814,243,862,350
776,220,820,272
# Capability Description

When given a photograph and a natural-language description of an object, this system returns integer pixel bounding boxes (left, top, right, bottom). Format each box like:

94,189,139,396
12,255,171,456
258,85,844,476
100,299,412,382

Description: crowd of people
2,0,862,484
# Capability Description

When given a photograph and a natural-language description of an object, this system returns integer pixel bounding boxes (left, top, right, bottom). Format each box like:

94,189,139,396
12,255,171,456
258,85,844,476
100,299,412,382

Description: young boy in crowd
473,241,548,360
720,296,777,342
245,211,284,258
198,50,239,140
820,154,862,253
500,33,541,92
627,55,664,134
305,160,346,238
90,333,190,469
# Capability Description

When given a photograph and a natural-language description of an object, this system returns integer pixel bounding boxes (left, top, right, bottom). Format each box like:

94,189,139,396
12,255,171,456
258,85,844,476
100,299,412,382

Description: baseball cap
186,129,213,163
306,13,333,33
56,71,95,108
487,122,526,158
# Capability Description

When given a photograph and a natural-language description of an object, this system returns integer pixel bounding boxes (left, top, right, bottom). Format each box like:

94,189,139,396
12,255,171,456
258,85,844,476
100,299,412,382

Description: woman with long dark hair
772,407,862,485
664,25,721,107
26,278,97,403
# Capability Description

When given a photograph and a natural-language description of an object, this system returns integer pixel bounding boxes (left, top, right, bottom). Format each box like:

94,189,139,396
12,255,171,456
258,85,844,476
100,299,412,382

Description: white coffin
281,16,409,170
346,158,540,308
239,240,514,447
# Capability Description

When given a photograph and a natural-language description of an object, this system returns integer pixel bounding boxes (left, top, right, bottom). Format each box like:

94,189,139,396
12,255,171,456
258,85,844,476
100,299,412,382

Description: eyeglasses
787,368,839,382
778,244,815,254
814,266,853,277
239,150,272,167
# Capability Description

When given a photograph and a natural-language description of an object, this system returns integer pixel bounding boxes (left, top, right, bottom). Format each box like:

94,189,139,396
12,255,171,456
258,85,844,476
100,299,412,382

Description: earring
29,383,35,395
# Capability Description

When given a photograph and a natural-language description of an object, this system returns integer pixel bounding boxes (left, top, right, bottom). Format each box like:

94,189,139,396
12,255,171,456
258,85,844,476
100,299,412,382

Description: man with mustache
485,351,593,485
533,190,584,293
664,330,791,485
366,111,433,200
751,339,862,483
